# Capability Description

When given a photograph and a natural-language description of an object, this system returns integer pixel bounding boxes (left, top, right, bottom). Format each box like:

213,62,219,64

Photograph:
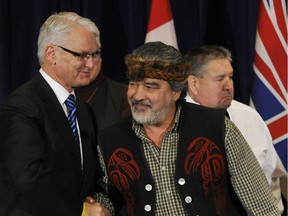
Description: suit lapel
31,73,82,172
77,100,99,195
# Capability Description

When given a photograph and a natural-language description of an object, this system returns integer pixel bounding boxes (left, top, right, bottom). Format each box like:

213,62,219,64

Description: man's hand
83,196,111,216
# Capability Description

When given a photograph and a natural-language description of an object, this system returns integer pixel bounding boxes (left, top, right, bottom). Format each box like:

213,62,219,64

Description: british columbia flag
251,0,287,169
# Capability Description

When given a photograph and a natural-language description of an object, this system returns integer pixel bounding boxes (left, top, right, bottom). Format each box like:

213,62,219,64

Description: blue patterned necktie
65,94,79,145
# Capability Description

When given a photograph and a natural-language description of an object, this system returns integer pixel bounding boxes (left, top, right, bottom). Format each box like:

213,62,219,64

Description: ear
172,90,182,102
187,75,199,95
45,45,57,64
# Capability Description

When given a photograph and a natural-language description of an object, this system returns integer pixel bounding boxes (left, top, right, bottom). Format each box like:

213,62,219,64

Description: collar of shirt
40,68,75,113
132,105,182,138
185,93,199,104
186,93,232,118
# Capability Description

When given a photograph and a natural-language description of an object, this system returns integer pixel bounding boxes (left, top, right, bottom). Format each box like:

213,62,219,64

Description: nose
223,79,233,91
128,84,146,101
84,56,94,68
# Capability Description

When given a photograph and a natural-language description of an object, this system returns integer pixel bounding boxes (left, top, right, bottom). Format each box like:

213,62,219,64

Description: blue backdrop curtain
0,0,287,213
0,0,259,105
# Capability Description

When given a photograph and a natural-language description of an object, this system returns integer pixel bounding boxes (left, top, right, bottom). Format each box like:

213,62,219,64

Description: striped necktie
65,94,80,145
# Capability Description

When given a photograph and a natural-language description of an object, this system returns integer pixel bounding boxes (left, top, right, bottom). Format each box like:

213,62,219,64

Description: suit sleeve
0,96,79,215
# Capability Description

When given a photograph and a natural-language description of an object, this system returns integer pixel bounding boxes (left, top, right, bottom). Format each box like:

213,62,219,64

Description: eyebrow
213,72,233,78
144,81,161,87
215,74,226,78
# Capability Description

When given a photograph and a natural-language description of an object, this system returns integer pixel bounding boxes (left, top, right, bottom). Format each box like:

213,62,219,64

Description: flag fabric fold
251,0,287,169
145,0,178,49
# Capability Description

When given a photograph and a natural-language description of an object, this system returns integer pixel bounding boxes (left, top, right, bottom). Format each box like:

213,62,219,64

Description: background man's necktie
65,94,80,145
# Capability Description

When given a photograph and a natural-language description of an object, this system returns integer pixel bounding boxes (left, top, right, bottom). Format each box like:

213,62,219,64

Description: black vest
99,103,246,216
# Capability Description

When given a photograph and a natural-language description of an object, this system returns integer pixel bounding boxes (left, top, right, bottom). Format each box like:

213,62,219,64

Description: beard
131,99,172,125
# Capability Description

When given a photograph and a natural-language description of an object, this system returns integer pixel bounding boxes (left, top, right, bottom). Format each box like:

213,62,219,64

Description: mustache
131,99,152,108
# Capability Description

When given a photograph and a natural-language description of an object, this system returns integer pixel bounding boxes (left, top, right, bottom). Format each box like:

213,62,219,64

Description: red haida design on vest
108,148,140,216
184,137,227,215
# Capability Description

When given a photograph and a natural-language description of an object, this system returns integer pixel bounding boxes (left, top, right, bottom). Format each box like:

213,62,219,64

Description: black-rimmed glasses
57,46,101,61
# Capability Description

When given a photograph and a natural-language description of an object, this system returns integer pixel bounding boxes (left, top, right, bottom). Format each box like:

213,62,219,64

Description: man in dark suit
0,12,110,216
76,70,131,132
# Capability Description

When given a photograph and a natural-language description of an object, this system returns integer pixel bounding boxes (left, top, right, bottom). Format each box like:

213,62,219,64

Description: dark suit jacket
76,73,131,132
0,73,99,216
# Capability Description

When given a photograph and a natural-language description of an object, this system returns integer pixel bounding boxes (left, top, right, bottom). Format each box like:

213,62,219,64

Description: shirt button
185,196,192,203
161,166,166,171
178,178,185,185
166,190,171,195
145,184,152,191
144,204,152,212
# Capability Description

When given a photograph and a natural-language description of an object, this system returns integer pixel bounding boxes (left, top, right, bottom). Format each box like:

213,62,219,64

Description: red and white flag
145,0,178,49
251,0,287,168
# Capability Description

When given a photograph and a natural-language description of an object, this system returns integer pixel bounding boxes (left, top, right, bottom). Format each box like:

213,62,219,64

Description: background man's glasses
57,46,101,61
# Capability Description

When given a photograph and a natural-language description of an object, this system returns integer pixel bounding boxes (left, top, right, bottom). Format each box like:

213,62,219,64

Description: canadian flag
145,0,178,49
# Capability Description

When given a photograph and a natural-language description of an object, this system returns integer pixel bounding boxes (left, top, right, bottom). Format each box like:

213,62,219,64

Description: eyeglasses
57,46,101,61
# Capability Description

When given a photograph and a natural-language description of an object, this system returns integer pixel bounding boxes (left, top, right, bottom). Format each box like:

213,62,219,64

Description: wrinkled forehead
205,59,233,75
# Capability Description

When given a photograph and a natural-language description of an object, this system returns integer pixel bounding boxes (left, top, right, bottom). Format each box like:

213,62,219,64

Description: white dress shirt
185,94,286,214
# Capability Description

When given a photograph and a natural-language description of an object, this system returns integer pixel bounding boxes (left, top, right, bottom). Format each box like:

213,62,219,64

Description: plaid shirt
95,105,278,216
132,106,186,215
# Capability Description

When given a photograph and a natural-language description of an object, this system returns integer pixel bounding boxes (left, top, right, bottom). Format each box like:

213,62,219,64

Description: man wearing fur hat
86,41,279,216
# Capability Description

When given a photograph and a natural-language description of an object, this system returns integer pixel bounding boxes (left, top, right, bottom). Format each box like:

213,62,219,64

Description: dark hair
184,45,232,78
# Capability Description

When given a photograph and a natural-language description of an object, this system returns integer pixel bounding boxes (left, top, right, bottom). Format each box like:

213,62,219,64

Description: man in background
184,45,286,214
76,68,130,132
